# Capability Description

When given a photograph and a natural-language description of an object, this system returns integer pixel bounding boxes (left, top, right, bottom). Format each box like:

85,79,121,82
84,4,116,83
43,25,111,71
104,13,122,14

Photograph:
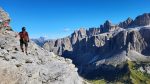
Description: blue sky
0,0,150,39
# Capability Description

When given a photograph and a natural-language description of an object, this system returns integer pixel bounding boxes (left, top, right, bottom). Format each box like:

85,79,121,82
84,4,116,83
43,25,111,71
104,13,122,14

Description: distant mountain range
31,37,48,47
42,13,150,57
33,13,150,83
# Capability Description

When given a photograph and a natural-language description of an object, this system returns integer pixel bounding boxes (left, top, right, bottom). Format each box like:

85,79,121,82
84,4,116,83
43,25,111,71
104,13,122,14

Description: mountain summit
119,13,150,28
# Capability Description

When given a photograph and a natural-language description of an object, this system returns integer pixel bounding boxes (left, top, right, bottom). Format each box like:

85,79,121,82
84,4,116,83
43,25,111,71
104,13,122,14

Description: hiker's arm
27,32,29,42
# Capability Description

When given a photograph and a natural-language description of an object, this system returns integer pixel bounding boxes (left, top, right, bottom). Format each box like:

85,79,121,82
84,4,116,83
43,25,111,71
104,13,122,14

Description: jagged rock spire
119,17,133,28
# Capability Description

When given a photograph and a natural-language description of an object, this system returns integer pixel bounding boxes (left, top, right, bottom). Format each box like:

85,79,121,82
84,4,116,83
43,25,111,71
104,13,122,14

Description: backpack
19,31,29,42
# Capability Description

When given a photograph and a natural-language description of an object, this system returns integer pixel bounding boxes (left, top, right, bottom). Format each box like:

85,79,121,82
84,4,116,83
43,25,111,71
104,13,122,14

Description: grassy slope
88,61,150,84
128,61,150,84
88,79,106,84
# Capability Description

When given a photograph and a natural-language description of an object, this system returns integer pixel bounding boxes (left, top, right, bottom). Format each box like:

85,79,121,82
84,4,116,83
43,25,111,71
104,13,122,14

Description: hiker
19,27,29,55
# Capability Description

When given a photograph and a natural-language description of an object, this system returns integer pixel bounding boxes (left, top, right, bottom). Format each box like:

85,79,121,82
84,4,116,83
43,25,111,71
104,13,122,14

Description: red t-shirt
19,31,29,42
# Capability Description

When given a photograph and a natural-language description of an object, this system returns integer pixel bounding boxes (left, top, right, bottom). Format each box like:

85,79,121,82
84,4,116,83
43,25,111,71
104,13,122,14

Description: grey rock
119,17,133,28
133,13,150,26
100,20,119,33
138,64,150,74
0,31,85,84
119,13,150,28
71,28,87,45
0,7,10,21
87,27,101,36
0,7,12,31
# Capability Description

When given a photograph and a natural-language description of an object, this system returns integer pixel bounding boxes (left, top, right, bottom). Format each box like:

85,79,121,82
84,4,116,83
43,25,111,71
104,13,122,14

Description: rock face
43,21,120,57
133,13,150,26
119,17,133,28
100,20,119,33
43,28,101,56
87,27,101,36
0,7,84,84
43,13,150,60
0,7,11,31
0,7,10,21
119,13,150,28
42,13,150,81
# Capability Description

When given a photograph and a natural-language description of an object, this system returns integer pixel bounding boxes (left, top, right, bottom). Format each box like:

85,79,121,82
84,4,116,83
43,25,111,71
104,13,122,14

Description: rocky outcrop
138,63,150,74
100,20,119,33
71,28,87,45
0,7,11,31
43,28,101,56
0,7,10,21
44,37,73,56
119,13,150,28
133,13,150,26
87,27,101,36
119,17,133,28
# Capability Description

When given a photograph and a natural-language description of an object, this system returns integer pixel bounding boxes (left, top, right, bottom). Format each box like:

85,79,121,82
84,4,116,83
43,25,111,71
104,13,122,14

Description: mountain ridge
41,13,150,83
42,13,150,56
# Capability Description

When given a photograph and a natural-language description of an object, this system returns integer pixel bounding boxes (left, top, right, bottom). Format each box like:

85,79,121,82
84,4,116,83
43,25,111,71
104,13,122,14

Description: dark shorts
20,39,28,47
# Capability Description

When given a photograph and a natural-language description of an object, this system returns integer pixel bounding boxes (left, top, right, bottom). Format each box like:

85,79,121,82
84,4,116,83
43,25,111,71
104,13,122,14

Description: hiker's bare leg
20,45,24,52
25,46,28,55
25,42,28,55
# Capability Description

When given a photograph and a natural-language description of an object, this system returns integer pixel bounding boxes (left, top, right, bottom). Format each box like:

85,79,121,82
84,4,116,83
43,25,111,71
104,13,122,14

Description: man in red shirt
19,27,29,55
